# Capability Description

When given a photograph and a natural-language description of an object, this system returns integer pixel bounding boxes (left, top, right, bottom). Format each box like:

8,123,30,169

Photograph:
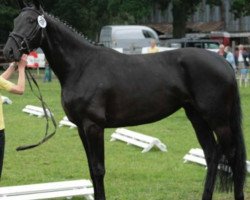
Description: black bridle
8,7,44,54
9,7,57,151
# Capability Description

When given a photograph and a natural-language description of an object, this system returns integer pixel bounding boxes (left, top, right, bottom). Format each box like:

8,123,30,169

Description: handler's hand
18,54,28,69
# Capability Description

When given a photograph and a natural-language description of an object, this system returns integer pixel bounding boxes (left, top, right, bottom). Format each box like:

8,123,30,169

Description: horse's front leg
78,120,106,200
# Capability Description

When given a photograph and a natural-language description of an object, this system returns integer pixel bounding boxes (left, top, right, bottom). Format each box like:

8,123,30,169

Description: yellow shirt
0,76,14,130
148,46,159,53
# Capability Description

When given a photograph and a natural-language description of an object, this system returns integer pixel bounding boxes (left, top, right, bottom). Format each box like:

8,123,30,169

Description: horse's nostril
3,47,14,62
7,48,14,59
9,48,13,55
3,47,14,60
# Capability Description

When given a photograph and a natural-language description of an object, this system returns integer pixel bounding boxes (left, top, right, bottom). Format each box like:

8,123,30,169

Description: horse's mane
45,12,101,46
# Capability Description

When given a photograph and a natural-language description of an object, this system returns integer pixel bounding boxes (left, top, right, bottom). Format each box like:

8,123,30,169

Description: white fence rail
111,128,167,153
0,179,94,200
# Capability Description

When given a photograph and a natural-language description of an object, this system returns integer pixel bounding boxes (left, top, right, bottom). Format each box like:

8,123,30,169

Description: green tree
0,0,18,43
107,0,152,24
52,0,90,33
0,0,109,42
231,0,250,18
44,0,109,40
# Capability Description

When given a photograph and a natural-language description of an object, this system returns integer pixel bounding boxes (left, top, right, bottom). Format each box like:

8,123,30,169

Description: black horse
3,1,246,200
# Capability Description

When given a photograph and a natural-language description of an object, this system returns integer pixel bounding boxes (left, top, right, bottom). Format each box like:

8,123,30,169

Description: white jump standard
0,179,94,200
1,96,12,105
110,128,167,153
59,116,77,129
183,148,250,173
22,105,53,118
183,148,207,167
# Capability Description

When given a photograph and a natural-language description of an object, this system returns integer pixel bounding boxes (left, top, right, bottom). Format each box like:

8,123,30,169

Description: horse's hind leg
78,120,106,200
184,105,218,200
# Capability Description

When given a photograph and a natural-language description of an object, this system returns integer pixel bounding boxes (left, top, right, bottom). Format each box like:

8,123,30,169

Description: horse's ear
33,0,41,10
16,0,26,9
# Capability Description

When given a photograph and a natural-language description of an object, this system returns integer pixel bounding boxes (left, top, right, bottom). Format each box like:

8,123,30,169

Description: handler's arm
9,55,27,95
1,62,17,80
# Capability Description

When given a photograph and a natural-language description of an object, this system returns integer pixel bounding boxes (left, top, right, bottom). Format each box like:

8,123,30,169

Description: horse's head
3,0,46,61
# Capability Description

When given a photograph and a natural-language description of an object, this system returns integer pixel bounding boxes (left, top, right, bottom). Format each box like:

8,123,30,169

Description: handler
0,54,27,178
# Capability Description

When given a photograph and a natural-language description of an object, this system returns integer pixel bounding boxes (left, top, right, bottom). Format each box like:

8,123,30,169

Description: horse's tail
217,82,247,192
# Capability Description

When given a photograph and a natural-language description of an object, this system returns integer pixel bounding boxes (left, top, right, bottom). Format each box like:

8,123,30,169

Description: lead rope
16,68,57,151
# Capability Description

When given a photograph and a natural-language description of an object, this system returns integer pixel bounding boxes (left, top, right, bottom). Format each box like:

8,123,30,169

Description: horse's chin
13,53,22,62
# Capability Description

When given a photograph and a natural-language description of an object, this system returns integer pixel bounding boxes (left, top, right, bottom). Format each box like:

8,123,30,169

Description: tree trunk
172,2,187,38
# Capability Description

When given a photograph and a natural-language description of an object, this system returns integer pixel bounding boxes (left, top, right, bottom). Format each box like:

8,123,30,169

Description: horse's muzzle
3,41,22,62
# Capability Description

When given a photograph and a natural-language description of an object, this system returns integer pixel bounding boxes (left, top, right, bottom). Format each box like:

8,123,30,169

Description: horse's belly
105,95,182,127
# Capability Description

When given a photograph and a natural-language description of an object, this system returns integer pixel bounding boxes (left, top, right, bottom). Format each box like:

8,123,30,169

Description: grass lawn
0,70,249,200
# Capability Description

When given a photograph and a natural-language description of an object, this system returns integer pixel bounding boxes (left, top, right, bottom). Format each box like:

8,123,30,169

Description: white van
99,25,159,54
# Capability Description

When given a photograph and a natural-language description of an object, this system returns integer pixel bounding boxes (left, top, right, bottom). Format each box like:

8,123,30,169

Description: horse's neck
41,14,94,85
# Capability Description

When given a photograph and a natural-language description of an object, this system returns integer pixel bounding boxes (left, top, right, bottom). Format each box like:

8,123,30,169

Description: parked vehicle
141,47,178,54
162,38,220,52
99,25,159,54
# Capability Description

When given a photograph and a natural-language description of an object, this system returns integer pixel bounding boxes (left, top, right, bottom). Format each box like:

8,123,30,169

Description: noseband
8,8,44,54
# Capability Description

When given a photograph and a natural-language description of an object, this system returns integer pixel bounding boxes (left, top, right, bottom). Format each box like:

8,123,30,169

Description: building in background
147,0,250,48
